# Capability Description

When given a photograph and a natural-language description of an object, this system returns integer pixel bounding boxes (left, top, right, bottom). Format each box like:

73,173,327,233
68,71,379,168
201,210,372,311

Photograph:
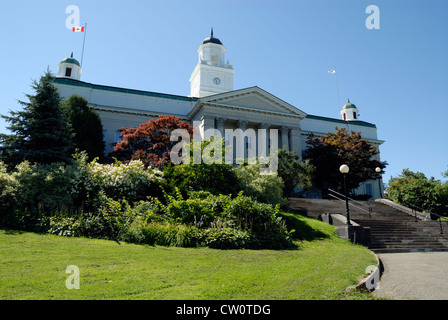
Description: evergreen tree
64,94,105,161
0,71,74,168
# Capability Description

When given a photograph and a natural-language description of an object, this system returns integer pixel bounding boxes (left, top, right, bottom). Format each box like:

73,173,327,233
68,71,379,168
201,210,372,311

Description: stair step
288,198,448,253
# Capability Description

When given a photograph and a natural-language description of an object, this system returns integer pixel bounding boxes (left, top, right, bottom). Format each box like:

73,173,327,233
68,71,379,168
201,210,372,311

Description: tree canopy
303,127,387,194
387,168,448,216
277,147,315,197
0,71,74,168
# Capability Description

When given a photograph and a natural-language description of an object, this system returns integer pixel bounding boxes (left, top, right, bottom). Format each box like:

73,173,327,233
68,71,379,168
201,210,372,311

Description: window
211,52,219,65
353,112,357,119
365,183,372,196
343,113,347,120
65,67,72,77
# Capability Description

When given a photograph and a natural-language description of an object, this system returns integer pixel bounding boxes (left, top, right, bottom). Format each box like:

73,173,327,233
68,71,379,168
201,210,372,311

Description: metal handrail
408,204,445,234
327,188,373,219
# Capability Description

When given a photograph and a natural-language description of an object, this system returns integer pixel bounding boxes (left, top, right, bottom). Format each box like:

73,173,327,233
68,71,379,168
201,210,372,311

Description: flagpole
333,66,341,118
81,23,87,67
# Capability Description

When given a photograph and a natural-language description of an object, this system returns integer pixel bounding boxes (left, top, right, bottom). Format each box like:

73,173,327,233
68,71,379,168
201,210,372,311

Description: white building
53,30,384,199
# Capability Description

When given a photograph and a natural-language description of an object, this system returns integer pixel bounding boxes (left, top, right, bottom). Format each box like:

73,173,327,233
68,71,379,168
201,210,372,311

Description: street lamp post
375,167,383,199
339,164,351,226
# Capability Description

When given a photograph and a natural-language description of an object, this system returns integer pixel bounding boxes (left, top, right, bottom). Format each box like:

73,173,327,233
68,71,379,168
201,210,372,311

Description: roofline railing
327,188,373,219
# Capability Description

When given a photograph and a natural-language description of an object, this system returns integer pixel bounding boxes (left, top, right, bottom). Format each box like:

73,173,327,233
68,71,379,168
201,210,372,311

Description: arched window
211,52,219,65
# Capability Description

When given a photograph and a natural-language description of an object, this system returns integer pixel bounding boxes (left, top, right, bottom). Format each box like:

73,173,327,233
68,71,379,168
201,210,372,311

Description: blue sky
1,0,447,184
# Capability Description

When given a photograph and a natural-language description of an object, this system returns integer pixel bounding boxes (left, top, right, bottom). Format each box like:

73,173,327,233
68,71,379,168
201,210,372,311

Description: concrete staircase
288,198,448,253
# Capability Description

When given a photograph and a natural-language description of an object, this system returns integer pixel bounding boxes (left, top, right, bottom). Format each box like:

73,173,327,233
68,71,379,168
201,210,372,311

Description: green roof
305,114,376,128
53,77,198,103
342,99,357,110
60,57,80,67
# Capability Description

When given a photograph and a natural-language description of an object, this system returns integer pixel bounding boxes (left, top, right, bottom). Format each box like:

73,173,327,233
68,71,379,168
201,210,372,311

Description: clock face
213,77,221,85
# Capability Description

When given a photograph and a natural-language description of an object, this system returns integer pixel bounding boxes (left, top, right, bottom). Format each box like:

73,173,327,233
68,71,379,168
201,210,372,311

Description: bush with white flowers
71,152,164,203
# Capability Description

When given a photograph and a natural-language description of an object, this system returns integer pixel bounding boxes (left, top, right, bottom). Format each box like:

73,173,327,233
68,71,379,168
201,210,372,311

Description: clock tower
189,29,234,97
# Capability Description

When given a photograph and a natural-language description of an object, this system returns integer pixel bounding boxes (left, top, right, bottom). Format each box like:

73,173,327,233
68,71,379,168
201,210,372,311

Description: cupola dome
340,99,360,121
57,52,82,80
202,28,223,45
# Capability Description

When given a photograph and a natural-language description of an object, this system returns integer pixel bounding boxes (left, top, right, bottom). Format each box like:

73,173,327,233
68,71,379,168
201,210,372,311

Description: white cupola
189,29,234,97
341,99,360,121
57,53,82,80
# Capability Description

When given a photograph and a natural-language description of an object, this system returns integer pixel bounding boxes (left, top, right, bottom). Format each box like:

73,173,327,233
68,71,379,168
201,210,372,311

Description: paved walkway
374,252,448,300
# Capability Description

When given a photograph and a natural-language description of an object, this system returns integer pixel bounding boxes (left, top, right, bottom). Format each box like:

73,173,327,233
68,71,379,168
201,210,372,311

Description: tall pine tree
0,71,74,168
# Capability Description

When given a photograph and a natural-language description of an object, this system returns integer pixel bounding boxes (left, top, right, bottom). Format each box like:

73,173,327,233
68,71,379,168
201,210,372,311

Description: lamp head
339,164,349,174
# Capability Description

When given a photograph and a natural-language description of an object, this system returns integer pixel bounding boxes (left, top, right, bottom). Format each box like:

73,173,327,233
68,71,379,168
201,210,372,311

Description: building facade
53,31,384,199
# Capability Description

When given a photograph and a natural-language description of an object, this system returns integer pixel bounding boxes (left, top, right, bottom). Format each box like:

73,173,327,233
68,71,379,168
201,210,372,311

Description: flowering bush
0,161,74,212
0,161,76,230
71,153,164,204
0,161,18,213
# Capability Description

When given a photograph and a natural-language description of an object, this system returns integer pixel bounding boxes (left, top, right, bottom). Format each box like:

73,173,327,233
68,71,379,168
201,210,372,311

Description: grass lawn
0,212,378,300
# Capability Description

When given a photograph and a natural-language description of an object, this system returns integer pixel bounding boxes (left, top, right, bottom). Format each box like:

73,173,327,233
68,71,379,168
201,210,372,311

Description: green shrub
121,221,203,247
202,227,259,249
224,193,294,249
12,161,75,212
234,163,286,206
0,161,18,216
162,162,239,197
48,214,82,237
49,193,136,240
85,192,135,239
0,154,294,249
0,161,76,229
128,198,168,223
166,198,215,227
188,191,233,221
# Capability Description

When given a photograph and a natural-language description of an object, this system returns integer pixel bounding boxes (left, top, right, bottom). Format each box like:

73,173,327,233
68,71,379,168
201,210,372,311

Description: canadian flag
72,26,85,32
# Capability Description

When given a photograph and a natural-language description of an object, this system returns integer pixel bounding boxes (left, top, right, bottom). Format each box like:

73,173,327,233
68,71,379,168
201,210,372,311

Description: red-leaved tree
110,115,194,168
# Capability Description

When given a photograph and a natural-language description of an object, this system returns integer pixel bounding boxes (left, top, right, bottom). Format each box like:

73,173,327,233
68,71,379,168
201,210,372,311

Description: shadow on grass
279,211,329,242
2,228,26,235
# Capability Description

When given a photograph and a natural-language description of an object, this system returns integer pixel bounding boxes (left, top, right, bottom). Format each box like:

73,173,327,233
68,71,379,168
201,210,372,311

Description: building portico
188,86,306,155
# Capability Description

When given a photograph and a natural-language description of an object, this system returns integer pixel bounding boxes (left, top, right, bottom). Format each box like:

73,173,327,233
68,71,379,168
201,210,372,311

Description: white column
237,120,248,131
289,125,302,156
216,117,226,137
200,116,215,139
258,123,270,158
281,126,290,152
237,120,248,160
